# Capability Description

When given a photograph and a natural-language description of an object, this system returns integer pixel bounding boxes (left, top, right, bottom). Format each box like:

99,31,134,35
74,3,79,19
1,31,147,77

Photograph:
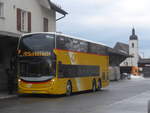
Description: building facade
0,0,67,91
120,28,139,67
0,0,67,34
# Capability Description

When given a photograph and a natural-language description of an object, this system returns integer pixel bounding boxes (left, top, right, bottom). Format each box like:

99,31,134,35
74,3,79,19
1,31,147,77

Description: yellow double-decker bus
17,32,109,95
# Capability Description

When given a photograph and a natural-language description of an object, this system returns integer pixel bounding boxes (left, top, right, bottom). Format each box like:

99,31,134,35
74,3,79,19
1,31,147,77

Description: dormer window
0,2,4,17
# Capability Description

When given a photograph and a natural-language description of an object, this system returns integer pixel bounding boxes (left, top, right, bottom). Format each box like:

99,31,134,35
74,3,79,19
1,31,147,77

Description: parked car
121,73,131,80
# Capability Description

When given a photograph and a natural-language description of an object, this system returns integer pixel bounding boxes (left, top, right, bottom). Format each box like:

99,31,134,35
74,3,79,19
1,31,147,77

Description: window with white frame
0,2,4,17
21,10,28,32
17,8,31,32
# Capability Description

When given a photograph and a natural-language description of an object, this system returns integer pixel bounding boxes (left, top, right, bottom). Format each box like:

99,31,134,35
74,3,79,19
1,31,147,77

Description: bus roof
22,32,109,48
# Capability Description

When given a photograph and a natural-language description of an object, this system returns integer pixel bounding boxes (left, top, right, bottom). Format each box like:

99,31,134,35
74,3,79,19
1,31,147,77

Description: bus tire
66,81,72,96
92,79,96,92
97,79,102,91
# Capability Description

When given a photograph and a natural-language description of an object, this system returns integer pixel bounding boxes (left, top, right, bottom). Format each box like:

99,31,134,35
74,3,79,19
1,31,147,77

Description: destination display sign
17,50,51,56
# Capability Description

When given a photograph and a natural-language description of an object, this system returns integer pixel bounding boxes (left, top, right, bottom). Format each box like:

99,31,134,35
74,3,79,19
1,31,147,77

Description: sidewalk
0,92,17,100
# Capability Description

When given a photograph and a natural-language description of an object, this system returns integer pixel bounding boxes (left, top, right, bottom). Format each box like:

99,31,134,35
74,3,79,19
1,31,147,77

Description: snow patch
131,74,144,79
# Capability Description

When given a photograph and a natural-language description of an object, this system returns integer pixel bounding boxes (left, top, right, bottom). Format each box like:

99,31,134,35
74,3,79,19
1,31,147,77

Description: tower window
132,43,134,48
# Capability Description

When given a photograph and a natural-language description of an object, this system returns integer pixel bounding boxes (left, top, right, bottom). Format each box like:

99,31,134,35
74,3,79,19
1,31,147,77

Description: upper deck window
19,34,55,51
56,35,107,55
56,36,88,52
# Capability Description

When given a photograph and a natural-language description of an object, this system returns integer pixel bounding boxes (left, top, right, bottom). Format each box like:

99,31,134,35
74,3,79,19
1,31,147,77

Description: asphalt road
0,77,150,113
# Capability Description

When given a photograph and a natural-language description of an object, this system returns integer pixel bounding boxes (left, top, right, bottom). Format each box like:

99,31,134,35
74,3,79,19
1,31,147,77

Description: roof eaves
48,0,68,15
108,48,130,57
0,31,21,38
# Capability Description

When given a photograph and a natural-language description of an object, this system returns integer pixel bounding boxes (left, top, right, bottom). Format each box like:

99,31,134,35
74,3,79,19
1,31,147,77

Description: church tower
129,28,139,67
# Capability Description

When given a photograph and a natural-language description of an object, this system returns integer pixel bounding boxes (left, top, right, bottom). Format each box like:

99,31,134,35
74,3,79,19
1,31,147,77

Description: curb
0,95,17,100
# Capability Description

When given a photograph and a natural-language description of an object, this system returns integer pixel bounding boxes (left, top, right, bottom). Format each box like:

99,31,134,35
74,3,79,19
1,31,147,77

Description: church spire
130,27,138,40
132,28,135,35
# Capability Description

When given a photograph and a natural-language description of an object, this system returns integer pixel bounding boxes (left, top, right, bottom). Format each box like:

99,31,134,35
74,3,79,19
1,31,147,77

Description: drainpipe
56,14,66,21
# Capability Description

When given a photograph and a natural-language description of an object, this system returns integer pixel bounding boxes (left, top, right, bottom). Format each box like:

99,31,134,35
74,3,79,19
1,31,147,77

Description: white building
0,0,67,34
0,0,67,91
120,28,139,67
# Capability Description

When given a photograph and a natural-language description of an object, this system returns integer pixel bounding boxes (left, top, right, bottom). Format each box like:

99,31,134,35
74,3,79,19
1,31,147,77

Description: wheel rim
93,82,96,92
66,83,71,96
98,80,101,90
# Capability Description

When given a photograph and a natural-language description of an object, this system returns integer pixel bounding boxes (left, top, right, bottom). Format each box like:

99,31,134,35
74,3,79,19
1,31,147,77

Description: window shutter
17,8,21,31
28,12,31,33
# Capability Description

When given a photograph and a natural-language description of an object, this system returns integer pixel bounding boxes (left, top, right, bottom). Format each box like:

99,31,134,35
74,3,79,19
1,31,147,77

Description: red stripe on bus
21,79,51,84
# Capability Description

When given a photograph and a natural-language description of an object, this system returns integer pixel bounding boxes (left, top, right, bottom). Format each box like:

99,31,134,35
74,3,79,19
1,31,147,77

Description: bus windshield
19,34,55,51
18,57,55,77
18,34,56,78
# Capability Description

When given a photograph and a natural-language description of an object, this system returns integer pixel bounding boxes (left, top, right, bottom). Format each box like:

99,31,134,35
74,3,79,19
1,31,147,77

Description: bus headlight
18,79,21,82
51,79,55,82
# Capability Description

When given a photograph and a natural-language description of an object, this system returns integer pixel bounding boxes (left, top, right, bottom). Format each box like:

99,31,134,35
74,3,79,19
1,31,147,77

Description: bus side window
57,36,65,49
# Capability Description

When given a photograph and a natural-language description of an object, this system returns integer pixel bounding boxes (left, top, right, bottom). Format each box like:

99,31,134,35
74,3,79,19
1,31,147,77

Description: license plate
32,91,38,93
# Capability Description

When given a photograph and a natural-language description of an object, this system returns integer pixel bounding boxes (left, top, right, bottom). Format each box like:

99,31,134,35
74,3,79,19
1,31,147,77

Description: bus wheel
66,81,72,96
92,80,96,92
97,79,102,91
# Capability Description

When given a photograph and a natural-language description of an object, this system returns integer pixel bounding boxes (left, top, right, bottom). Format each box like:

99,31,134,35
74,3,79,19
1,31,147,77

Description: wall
0,0,57,91
109,66,120,81
120,39,139,67
0,36,18,91
129,40,139,67
0,0,56,34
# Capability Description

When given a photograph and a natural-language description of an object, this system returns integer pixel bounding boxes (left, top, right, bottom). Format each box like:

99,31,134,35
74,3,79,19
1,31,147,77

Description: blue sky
53,0,150,58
